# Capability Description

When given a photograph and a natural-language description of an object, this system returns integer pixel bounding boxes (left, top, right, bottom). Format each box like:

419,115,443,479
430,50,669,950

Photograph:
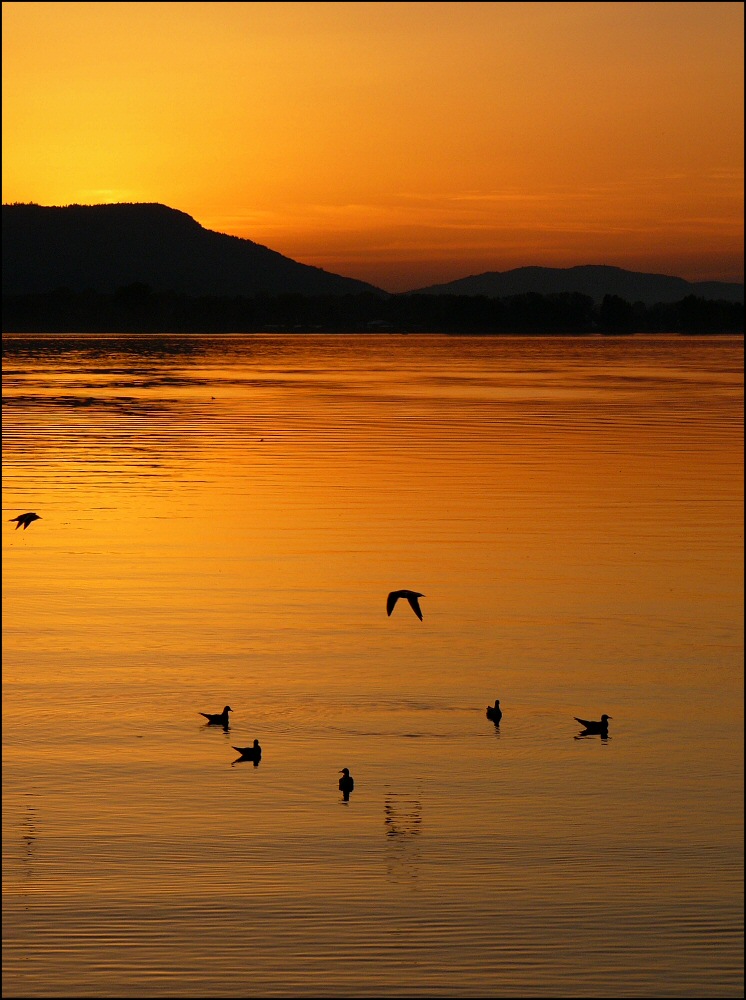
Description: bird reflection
10,512,41,530
20,800,40,882
231,739,262,766
339,768,354,801
574,714,612,739
486,699,502,725
199,705,232,730
384,791,423,884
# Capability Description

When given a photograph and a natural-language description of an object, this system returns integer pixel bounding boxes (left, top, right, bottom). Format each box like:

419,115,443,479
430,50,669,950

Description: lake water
2,334,743,998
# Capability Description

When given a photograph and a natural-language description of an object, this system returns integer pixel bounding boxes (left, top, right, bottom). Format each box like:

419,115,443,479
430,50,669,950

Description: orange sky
2,1,743,292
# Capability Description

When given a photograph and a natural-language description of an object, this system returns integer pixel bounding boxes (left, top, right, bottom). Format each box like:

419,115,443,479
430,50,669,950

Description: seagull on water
10,513,41,530
199,705,232,726
387,590,425,621
232,739,261,759
339,768,354,795
574,714,612,735
486,700,502,723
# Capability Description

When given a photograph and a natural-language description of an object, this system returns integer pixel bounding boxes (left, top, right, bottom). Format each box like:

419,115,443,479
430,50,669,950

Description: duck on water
232,739,261,764
339,768,354,800
199,705,232,727
574,714,612,735
486,700,502,723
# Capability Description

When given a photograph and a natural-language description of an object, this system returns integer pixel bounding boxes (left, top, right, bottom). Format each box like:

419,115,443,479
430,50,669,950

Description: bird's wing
407,594,424,620
199,713,212,721
574,717,591,728
386,592,400,616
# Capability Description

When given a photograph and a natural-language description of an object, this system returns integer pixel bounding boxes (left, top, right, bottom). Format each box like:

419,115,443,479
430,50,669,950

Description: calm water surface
3,334,743,998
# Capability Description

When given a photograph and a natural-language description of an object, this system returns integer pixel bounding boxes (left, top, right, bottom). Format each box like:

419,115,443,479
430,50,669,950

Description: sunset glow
2,0,743,290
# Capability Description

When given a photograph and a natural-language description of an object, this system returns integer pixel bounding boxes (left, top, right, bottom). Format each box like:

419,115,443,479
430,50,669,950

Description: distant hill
408,265,744,305
2,202,384,297
3,204,742,309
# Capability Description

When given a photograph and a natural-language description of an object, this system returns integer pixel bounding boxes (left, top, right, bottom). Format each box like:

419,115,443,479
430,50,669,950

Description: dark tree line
2,285,743,335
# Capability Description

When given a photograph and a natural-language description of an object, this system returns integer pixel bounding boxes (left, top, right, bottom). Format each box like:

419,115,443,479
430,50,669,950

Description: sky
2,1,743,292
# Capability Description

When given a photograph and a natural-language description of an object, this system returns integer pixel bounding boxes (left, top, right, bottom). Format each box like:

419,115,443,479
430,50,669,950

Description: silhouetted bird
232,739,261,760
486,700,502,723
574,714,612,735
199,705,232,726
10,512,41,530
339,768,354,795
387,590,425,621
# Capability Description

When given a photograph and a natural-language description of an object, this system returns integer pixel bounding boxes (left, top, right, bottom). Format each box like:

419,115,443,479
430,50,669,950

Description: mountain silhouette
408,265,743,306
3,204,742,309
2,202,384,297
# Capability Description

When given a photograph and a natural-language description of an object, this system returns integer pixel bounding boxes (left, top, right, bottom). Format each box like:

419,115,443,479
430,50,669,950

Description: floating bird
10,512,41,530
199,705,232,726
486,700,502,723
232,739,261,760
339,768,354,795
387,590,425,621
574,714,612,735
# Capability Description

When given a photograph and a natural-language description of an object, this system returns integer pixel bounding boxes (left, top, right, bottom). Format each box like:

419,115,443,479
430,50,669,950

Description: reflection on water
2,334,743,998
384,790,423,885
19,800,40,884
231,755,261,768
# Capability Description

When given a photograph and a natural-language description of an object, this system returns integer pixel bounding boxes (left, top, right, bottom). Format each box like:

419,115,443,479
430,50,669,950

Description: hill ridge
3,202,743,305
2,202,383,297
409,263,743,305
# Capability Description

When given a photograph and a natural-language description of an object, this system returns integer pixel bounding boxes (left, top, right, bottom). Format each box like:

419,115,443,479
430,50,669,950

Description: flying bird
199,705,233,726
10,512,41,530
574,714,612,735
339,768,354,796
486,700,502,723
387,590,425,621
232,739,261,760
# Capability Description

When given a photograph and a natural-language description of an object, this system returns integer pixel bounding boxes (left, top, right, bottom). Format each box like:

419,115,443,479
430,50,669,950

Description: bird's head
224,706,233,713
600,715,612,721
